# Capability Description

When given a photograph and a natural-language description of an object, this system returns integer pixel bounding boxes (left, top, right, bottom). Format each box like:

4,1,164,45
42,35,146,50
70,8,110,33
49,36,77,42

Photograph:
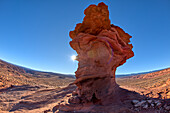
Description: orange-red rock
69,2,111,39
59,2,134,112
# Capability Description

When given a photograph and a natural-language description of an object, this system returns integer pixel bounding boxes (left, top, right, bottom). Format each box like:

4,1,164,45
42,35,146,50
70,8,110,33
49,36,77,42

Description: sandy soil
0,85,75,113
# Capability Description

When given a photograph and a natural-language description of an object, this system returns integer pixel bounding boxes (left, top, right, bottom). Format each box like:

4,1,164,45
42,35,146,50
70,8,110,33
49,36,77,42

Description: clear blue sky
0,0,170,74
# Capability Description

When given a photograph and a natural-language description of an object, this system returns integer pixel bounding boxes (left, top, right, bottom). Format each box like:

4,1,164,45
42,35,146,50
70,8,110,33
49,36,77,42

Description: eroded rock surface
59,2,135,112
69,2,111,39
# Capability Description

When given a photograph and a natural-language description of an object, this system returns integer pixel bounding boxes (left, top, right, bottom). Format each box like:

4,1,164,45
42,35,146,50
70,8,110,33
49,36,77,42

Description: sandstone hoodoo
59,2,135,112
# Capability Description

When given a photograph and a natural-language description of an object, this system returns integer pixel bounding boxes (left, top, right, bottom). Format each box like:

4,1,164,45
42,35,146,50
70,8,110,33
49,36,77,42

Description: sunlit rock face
69,2,111,39
69,2,134,104
59,2,134,112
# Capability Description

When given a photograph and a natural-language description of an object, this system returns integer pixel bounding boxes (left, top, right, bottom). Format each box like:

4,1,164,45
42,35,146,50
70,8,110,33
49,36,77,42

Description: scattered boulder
52,105,59,113
68,96,81,104
147,99,152,104
132,100,139,105
43,109,51,113
164,105,170,111
151,103,155,107
72,91,78,96
143,103,148,109
156,102,162,108
134,100,146,107
131,99,170,112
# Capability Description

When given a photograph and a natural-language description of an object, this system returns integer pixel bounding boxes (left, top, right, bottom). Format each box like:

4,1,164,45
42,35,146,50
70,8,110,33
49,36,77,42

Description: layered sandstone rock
59,2,134,112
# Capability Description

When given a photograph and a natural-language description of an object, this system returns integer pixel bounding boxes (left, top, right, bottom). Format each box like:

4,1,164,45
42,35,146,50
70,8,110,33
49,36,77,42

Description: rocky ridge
0,59,74,89
117,68,170,100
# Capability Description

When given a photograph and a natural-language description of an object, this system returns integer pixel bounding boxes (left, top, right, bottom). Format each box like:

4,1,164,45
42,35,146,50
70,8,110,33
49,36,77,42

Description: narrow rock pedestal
59,2,135,113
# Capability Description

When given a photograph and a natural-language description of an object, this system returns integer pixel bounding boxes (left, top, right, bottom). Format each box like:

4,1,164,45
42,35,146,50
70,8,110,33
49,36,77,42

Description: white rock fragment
134,108,139,111
147,100,152,103
154,100,160,104
156,102,162,108
134,100,146,107
151,103,154,107
143,104,148,109
132,100,139,104
164,106,170,110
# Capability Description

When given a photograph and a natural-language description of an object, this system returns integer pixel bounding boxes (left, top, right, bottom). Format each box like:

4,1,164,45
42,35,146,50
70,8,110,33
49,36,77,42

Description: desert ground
0,59,169,113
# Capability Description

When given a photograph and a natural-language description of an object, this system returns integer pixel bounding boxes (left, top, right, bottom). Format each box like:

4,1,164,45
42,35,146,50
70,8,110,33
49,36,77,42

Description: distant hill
0,58,169,99
0,59,74,89
117,68,170,99
116,67,170,78
0,59,169,113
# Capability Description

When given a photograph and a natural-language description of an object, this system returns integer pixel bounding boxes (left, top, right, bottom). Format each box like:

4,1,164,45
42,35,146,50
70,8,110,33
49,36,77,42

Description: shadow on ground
0,85,169,113
0,85,76,112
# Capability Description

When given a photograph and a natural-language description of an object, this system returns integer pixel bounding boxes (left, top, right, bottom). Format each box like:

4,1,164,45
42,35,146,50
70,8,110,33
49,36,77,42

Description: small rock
134,100,146,107
10,85,15,88
156,102,162,108
143,104,148,109
66,94,72,97
151,103,154,107
52,105,59,112
164,104,167,107
147,100,152,104
164,106,170,110
72,91,78,96
44,109,51,113
68,96,80,104
60,100,64,103
134,108,139,111
132,100,139,104
154,100,160,104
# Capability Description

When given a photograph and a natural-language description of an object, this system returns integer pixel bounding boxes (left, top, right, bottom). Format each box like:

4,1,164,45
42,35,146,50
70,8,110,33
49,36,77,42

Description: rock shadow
9,85,76,112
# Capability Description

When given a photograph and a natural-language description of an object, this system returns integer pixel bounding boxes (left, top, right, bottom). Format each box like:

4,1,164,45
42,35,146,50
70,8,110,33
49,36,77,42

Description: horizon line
0,58,169,75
